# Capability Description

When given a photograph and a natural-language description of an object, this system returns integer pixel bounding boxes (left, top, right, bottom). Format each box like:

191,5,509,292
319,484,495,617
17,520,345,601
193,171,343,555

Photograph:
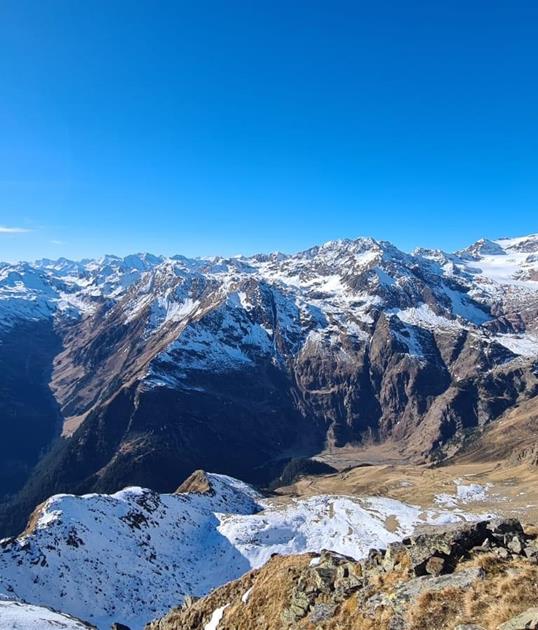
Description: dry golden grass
148,554,313,630
275,457,538,529
274,394,538,526
218,555,307,630
468,551,506,574
524,523,538,538
406,557,538,630
465,565,538,628
342,608,394,630
149,549,538,630
407,586,467,630
455,395,538,465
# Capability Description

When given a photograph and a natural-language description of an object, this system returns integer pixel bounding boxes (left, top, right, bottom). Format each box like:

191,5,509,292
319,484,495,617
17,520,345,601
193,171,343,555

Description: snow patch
493,334,538,358
394,304,461,330
204,604,229,630
435,481,491,507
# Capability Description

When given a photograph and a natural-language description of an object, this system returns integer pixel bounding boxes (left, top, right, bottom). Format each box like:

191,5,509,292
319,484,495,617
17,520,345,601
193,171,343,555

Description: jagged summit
5,231,538,270
458,237,507,258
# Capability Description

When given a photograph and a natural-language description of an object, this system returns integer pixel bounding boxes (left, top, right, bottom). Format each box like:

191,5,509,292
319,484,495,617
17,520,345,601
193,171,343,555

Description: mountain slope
0,235,537,536
0,471,491,630
0,600,95,629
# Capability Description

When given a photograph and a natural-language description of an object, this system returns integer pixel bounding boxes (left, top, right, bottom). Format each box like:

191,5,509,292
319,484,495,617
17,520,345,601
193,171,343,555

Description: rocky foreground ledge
147,518,538,630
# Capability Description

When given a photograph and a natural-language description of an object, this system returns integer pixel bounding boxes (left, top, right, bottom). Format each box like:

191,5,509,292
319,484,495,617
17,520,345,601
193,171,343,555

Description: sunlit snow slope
0,599,94,629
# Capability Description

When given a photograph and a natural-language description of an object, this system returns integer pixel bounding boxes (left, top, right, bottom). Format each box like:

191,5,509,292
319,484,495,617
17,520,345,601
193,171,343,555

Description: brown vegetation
407,559,538,630
148,520,538,630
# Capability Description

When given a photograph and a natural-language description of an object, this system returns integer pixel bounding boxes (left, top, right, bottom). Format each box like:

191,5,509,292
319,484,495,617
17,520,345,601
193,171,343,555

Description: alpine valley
1,234,538,629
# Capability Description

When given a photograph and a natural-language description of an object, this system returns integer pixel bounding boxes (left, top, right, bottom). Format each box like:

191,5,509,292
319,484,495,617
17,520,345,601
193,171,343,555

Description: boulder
363,568,484,616
524,545,538,560
487,518,525,538
425,555,446,576
507,536,524,555
391,520,491,576
181,595,198,610
497,608,538,630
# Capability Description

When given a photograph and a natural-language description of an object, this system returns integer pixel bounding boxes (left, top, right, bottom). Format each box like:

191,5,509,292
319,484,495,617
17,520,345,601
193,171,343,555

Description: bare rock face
511,443,538,467
282,551,364,626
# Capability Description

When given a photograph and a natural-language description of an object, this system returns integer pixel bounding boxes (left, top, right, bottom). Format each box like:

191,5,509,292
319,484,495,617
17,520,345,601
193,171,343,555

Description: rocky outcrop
383,518,528,576
148,518,538,630
510,443,538,467
175,469,215,495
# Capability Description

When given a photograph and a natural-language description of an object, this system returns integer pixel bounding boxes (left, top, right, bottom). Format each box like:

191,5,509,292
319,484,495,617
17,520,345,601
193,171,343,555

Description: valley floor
285,396,538,524
275,459,538,526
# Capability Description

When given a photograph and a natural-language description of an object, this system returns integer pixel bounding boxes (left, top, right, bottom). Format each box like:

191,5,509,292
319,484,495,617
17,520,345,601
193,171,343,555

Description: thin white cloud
50,239,65,245
0,226,31,234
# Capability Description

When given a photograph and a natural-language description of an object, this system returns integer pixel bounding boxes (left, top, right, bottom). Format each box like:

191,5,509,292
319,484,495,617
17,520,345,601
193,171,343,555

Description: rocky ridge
148,518,538,630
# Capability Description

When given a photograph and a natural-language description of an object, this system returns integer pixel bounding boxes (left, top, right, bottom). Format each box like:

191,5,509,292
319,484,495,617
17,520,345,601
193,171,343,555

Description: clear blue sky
1,1,537,262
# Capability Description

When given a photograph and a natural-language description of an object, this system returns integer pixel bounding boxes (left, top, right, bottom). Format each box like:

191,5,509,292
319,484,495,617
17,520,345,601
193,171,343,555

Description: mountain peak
458,238,506,259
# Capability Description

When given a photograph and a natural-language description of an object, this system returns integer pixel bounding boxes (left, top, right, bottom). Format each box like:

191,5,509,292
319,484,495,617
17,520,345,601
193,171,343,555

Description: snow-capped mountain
0,472,490,629
3,234,538,345
0,235,537,538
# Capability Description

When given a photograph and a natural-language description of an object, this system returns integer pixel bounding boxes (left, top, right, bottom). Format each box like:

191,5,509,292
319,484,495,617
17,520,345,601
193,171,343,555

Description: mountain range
0,233,537,538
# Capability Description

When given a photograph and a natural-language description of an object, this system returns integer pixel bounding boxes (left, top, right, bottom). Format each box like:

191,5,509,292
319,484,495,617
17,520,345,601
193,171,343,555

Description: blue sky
1,1,537,262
